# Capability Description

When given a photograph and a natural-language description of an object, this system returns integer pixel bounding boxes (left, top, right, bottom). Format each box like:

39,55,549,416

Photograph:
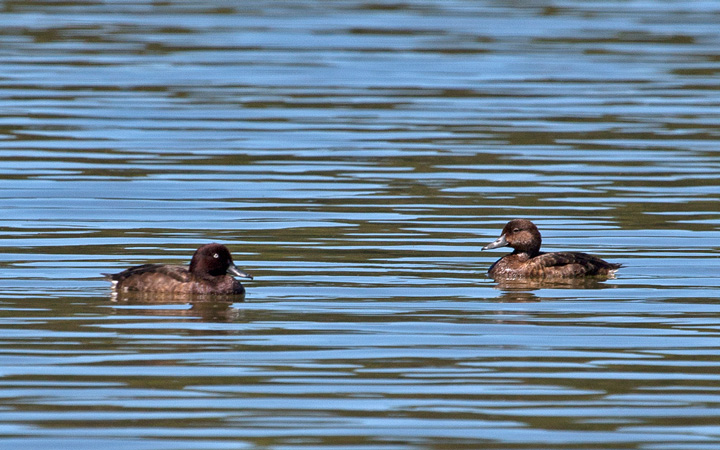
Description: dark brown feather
485,220,621,279
105,244,250,295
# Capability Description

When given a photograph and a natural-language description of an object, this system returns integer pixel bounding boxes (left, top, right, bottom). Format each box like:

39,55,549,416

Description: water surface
2,1,720,449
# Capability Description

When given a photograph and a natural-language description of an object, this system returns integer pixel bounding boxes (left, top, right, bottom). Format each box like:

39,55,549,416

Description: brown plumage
483,219,621,279
105,243,252,295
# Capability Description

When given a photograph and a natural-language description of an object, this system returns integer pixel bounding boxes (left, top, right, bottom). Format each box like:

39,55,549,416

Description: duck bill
483,234,508,250
228,265,253,280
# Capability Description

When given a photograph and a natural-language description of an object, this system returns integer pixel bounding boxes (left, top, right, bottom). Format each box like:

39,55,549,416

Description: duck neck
513,246,541,258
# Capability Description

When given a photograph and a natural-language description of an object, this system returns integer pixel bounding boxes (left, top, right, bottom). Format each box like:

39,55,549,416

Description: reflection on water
493,276,620,292
112,293,243,322
2,0,720,449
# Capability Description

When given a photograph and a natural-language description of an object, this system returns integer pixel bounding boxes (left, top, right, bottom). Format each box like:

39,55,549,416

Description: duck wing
105,264,191,283
530,252,621,277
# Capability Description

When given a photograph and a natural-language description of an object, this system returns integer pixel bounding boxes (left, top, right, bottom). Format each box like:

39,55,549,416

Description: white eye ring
213,253,219,259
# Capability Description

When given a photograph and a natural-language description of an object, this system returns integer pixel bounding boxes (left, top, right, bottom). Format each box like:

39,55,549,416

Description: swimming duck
483,219,621,279
105,243,252,295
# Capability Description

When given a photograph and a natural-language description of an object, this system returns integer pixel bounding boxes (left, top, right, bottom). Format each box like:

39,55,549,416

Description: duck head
190,243,253,279
483,219,542,256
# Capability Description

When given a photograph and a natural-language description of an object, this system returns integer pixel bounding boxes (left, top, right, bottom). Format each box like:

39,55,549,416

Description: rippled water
2,1,720,449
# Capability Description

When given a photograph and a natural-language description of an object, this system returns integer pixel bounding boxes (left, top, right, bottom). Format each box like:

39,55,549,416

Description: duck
105,243,253,295
482,219,621,279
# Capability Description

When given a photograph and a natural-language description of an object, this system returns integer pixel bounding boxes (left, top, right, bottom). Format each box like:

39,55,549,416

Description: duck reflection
495,277,615,291
110,291,244,322
492,276,618,302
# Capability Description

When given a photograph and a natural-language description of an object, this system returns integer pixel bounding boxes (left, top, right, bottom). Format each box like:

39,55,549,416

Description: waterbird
105,243,252,295
483,219,621,279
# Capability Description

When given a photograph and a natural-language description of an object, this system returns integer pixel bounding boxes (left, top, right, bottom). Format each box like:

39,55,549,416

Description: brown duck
105,243,252,295
483,219,621,279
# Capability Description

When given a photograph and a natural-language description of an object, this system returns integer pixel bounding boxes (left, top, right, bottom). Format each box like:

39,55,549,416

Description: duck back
489,251,621,279
107,264,245,295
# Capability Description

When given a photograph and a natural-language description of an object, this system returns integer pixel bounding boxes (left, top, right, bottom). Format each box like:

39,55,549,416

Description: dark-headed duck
105,243,253,295
483,219,621,279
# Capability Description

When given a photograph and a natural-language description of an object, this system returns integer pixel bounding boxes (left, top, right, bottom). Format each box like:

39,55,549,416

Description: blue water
2,1,720,449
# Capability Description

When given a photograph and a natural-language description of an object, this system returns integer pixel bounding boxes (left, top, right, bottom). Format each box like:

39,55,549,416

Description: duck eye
513,228,520,233
213,253,219,259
